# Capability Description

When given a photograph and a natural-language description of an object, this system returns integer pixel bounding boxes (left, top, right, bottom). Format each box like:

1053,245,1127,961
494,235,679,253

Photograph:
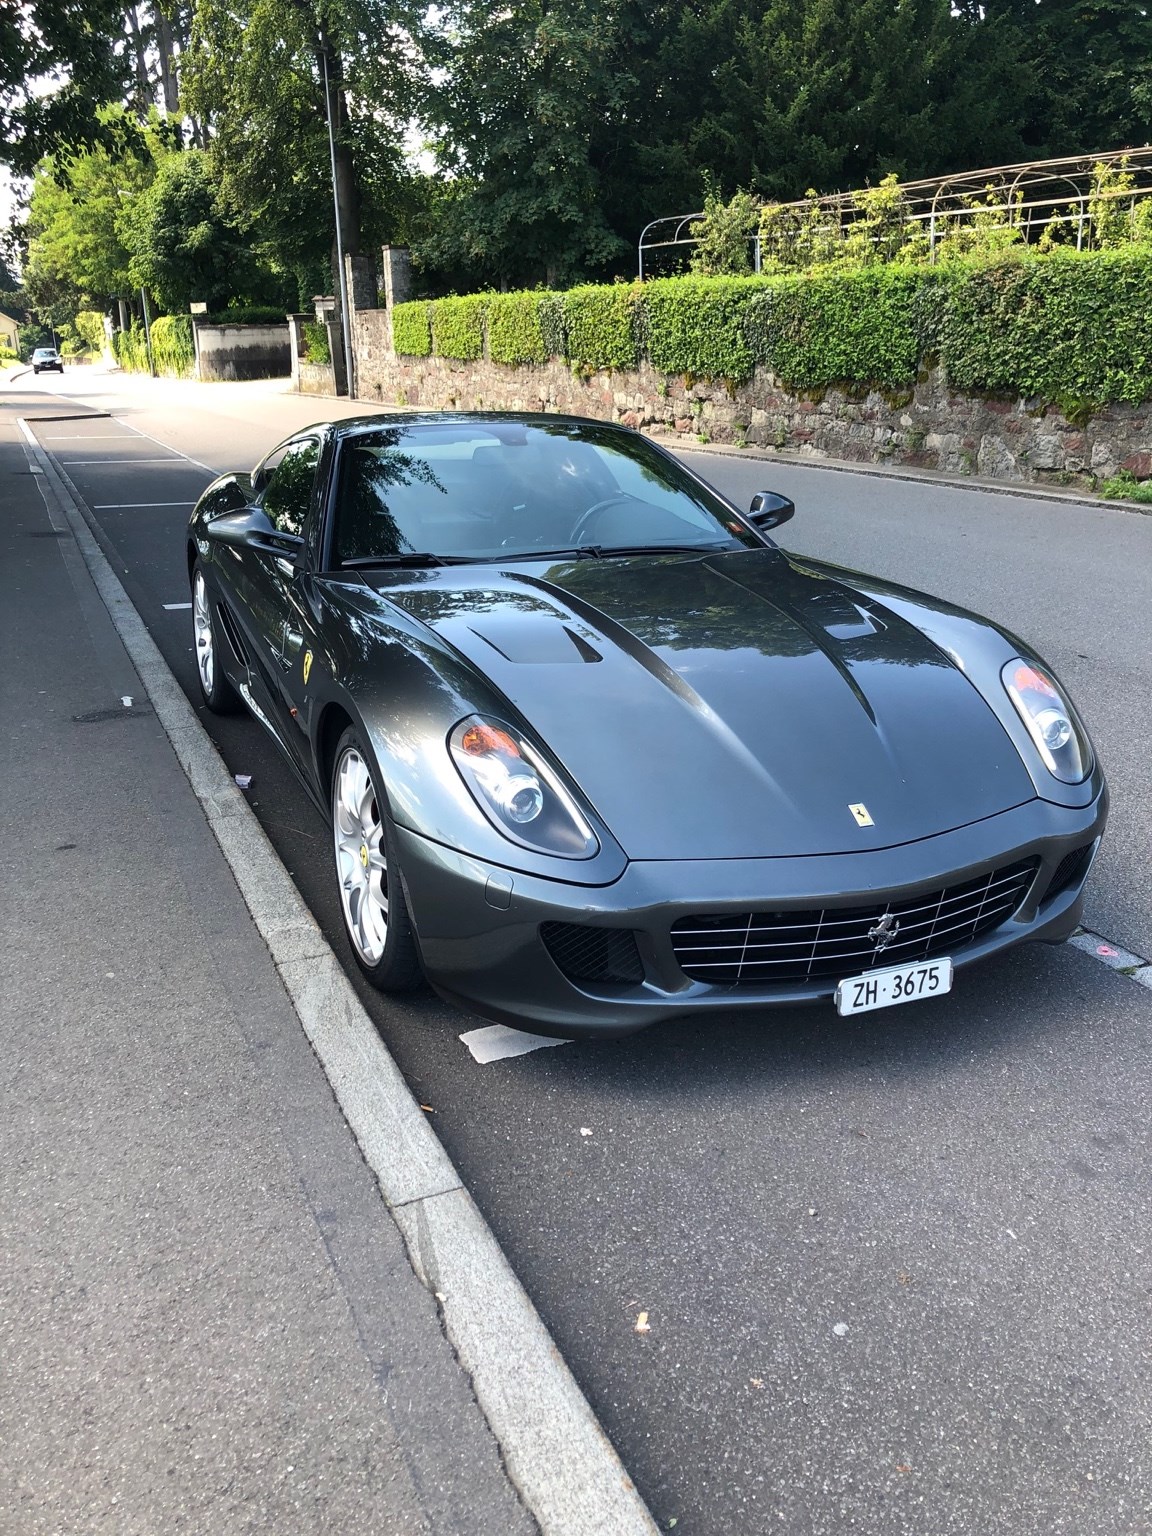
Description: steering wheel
569,494,641,547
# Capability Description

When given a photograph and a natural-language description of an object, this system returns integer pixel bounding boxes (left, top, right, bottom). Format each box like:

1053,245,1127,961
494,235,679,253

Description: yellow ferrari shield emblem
849,802,874,828
303,650,313,685
360,844,369,868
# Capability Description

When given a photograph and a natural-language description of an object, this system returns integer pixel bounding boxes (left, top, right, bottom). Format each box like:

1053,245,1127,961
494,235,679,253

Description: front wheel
192,561,241,713
331,728,423,992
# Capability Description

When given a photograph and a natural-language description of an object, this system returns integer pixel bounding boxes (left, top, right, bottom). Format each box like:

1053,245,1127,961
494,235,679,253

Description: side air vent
541,922,645,985
1041,843,1094,904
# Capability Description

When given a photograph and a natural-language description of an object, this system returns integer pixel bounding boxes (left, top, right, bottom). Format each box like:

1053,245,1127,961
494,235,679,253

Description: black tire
191,560,242,713
331,726,424,993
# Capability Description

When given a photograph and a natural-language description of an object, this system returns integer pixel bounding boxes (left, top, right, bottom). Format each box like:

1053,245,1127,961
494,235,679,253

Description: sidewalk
0,403,537,1530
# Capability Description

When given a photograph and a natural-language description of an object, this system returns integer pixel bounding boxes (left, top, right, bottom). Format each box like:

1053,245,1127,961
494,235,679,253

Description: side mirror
748,491,795,531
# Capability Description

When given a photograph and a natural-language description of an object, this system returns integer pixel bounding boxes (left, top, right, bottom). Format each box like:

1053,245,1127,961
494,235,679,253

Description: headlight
1002,660,1091,783
449,716,599,858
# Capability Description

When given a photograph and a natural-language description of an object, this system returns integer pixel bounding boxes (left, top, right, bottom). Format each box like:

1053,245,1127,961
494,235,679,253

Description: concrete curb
17,416,660,1536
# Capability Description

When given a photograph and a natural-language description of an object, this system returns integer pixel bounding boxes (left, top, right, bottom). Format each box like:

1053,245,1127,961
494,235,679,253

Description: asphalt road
15,367,1152,1536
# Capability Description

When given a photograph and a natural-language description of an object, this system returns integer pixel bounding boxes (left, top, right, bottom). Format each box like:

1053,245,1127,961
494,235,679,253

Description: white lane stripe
64,457,196,465
163,602,192,610
1068,928,1148,972
42,433,139,439
460,1025,571,1064
111,416,218,473
93,501,198,508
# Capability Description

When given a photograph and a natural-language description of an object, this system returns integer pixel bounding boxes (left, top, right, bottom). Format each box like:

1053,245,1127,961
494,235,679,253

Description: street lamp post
320,39,355,398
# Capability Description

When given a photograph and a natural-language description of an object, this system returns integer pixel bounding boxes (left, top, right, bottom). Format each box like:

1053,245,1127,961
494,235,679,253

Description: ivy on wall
389,249,1152,411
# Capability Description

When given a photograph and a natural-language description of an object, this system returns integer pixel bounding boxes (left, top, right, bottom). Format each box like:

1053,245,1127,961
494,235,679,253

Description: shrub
940,248,1152,408
1098,470,1152,503
562,283,639,370
73,310,108,352
150,314,195,376
488,291,547,365
748,266,923,389
644,276,769,380
112,324,150,373
431,293,487,360
301,320,330,365
392,300,432,357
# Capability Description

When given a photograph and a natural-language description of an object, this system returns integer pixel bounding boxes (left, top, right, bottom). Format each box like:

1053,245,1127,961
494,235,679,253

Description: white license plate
834,957,953,1016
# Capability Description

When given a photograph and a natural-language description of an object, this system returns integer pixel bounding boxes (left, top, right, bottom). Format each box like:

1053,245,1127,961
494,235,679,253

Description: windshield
331,420,761,566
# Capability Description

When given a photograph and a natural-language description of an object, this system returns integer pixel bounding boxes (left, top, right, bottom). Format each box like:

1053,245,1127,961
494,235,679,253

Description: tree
120,148,283,311
21,123,156,320
419,0,636,288
182,0,422,303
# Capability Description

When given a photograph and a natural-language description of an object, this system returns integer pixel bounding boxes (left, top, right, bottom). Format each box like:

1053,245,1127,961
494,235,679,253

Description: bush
644,276,770,380
488,291,547,365
562,283,639,370
1098,470,1152,503
0,346,19,364
73,310,108,353
392,300,432,357
301,320,330,365
940,248,1152,409
150,314,195,376
112,324,150,373
431,294,487,360
748,266,923,389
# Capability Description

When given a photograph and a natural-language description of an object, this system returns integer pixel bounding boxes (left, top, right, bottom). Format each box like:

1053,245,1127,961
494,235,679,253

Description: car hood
375,548,1036,859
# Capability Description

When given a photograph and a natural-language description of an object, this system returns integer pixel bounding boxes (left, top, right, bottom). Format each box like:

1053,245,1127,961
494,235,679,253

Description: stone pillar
381,247,412,310
344,253,379,401
313,296,346,395
286,313,310,391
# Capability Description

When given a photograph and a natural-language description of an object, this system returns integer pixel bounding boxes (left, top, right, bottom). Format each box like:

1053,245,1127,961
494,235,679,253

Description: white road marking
64,457,192,465
110,416,219,473
41,433,138,439
163,602,192,610
1068,928,1147,971
93,501,198,508
460,1025,571,1063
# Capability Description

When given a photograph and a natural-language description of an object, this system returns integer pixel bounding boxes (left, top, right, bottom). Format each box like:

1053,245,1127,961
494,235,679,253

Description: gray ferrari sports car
187,413,1106,1035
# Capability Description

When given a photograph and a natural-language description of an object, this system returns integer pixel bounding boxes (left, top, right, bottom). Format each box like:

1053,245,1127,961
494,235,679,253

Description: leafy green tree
120,148,285,311
182,0,421,304
419,0,635,287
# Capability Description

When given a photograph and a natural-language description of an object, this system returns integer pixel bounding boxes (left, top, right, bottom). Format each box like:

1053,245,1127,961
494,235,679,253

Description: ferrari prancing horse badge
849,802,874,827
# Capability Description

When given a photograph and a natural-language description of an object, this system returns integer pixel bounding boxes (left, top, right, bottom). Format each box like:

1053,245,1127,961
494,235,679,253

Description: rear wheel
192,562,241,713
331,728,423,992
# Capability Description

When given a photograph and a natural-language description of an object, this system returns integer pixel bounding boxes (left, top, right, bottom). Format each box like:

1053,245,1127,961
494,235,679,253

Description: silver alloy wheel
193,569,215,696
333,747,389,965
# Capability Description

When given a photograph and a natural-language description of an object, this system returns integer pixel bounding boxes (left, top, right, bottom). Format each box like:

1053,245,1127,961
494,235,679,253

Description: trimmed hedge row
390,249,1152,409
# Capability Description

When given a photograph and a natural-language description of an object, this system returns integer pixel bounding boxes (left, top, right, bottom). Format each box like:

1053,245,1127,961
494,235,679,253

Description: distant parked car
31,346,63,374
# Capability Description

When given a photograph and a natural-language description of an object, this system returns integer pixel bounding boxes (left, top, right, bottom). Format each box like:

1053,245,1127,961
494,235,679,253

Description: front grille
1041,843,1093,904
541,922,645,985
671,859,1039,986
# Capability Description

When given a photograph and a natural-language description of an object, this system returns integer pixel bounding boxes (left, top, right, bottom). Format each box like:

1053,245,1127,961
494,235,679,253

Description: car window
331,423,759,564
261,437,321,537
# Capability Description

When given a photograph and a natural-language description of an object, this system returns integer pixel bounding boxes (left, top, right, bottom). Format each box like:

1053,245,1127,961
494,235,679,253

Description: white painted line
1068,929,1146,971
93,501,198,508
64,457,193,465
461,1024,571,1064
110,416,219,473
42,433,138,439
163,602,193,611
17,415,659,1536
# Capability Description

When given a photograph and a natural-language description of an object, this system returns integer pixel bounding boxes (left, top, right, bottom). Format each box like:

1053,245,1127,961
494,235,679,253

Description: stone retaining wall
350,331,1149,489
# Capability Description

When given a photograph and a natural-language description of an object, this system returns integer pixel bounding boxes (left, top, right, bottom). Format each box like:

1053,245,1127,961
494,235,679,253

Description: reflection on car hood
376,547,1036,859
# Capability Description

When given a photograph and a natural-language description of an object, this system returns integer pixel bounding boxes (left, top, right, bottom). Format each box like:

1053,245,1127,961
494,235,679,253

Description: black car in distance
187,413,1106,1036
31,346,64,374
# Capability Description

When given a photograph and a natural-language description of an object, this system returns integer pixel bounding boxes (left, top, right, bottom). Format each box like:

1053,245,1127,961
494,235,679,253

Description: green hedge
488,291,547,365
431,294,487,361
562,284,639,369
392,300,431,356
388,249,1152,410
644,276,771,380
940,248,1152,408
112,324,149,373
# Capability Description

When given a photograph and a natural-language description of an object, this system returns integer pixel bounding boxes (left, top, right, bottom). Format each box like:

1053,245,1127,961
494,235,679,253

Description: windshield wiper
587,542,730,558
340,552,477,568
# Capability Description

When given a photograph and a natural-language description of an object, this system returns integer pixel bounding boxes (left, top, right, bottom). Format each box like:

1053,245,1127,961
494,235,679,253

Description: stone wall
349,335,1149,490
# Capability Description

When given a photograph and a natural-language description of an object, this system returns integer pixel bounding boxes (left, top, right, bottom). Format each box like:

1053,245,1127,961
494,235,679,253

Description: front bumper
396,790,1107,1037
